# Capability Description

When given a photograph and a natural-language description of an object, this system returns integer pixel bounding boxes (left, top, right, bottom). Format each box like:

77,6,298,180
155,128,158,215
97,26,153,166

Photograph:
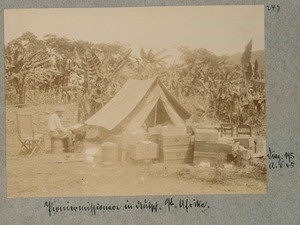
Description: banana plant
5,32,52,105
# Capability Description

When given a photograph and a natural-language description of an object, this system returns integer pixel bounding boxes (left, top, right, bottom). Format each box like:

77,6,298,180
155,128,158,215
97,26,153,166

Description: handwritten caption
266,5,280,12
267,147,295,169
44,198,210,216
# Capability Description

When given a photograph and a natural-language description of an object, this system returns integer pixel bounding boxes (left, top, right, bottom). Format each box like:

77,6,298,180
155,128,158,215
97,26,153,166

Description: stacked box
193,152,227,167
128,142,158,160
193,141,232,166
194,129,219,142
148,126,162,135
121,131,145,149
160,134,191,145
146,134,160,144
159,134,193,163
194,142,232,154
161,127,187,136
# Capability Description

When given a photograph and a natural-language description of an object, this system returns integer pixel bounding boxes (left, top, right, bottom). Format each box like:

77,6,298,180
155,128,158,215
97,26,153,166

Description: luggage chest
159,134,193,163
128,142,158,160
159,134,191,146
193,152,227,167
193,141,232,166
194,142,232,154
194,129,219,142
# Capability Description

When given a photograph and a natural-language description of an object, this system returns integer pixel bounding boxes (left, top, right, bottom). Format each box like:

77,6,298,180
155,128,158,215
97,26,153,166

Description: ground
5,104,267,198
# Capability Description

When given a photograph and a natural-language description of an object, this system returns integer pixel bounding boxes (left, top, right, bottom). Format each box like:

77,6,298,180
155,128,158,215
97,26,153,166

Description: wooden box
121,131,146,150
194,129,219,142
193,152,227,167
161,127,187,136
159,134,191,146
161,147,194,164
194,142,232,154
51,138,65,154
148,126,162,135
128,142,158,160
146,134,160,144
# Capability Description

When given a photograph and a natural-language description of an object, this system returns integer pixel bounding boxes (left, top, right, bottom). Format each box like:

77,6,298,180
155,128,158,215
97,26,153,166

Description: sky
4,6,264,60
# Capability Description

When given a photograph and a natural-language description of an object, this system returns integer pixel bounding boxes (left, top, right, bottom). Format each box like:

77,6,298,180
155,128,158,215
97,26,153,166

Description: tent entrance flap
126,96,159,131
159,85,186,127
143,99,173,128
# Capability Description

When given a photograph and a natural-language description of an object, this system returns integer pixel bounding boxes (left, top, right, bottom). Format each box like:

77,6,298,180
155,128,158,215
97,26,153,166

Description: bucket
51,138,64,154
101,142,118,163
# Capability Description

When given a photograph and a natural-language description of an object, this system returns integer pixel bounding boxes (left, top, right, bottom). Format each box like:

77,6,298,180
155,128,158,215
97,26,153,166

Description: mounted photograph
4,6,266,197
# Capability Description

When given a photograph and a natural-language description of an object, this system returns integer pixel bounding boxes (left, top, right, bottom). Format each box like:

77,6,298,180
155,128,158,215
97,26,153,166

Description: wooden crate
159,134,191,146
194,129,219,142
128,142,158,160
162,147,194,164
121,131,146,150
193,152,227,167
146,134,160,144
148,126,162,135
194,142,232,154
161,127,187,136
51,138,65,154
159,134,193,164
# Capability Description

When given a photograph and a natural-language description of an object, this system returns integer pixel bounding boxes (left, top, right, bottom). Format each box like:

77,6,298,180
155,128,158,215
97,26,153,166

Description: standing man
48,107,73,152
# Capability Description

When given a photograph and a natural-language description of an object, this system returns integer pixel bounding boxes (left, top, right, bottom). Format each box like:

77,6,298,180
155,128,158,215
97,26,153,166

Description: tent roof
85,76,191,130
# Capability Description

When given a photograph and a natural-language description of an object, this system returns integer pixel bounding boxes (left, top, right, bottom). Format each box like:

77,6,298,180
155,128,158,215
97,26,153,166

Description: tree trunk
17,72,27,107
18,85,27,107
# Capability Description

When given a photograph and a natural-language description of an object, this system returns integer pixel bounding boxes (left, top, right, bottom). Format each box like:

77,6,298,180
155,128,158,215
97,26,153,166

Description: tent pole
154,103,158,126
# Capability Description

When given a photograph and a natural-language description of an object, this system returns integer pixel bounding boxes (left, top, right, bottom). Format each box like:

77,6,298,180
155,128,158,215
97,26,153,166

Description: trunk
243,69,249,101
18,85,27,107
17,71,27,107
83,55,89,89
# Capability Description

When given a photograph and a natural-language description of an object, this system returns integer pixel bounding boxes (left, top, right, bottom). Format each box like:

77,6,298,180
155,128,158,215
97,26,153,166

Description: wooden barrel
101,142,118,163
51,138,64,154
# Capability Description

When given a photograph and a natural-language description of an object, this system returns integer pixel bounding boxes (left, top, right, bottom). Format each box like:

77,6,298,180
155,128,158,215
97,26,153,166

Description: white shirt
48,113,66,132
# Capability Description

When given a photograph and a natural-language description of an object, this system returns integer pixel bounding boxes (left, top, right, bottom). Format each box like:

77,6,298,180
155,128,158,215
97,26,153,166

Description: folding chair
236,124,252,137
220,124,234,137
16,113,45,157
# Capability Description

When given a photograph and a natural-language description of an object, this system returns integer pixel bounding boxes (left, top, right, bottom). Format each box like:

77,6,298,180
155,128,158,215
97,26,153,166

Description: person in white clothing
48,107,73,151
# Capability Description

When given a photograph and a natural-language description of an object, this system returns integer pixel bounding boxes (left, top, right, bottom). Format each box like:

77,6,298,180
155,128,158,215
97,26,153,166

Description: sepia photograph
4,6,266,197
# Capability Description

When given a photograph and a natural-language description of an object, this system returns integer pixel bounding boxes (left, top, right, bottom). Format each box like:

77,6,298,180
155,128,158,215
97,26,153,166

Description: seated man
48,107,73,152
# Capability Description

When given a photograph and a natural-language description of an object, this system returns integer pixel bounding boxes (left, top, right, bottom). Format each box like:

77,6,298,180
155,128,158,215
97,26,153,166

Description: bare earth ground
5,104,267,197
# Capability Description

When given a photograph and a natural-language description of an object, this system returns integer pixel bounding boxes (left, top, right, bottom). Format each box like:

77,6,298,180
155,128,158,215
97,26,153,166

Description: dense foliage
5,32,265,134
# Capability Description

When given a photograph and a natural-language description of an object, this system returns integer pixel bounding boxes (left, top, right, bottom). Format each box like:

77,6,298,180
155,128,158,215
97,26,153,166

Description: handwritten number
285,152,294,162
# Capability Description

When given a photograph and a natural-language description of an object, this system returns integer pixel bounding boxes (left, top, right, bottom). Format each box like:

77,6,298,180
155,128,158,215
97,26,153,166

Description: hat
55,106,66,112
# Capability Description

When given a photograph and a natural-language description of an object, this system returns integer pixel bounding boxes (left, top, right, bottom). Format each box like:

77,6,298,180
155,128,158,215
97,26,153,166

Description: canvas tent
85,76,191,132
